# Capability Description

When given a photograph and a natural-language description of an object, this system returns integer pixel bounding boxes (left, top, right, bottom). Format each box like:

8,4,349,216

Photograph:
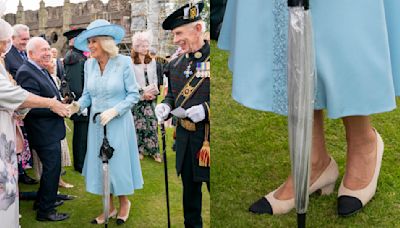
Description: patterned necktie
20,51,27,61
42,69,60,97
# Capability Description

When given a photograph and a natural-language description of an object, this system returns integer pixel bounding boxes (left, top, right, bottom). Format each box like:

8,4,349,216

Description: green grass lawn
211,41,400,227
19,121,210,227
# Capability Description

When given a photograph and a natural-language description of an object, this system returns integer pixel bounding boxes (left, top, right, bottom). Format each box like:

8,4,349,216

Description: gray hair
187,20,206,33
26,37,48,57
0,19,13,41
97,36,119,57
13,24,29,37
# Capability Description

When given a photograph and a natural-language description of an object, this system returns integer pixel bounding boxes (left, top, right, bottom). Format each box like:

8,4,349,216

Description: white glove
66,101,80,118
155,103,171,122
100,108,118,126
81,108,88,116
185,104,205,123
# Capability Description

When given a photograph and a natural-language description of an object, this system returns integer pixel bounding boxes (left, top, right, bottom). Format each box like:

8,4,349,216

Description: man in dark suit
62,28,88,173
5,24,30,78
4,23,39,185
156,3,210,227
15,37,69,222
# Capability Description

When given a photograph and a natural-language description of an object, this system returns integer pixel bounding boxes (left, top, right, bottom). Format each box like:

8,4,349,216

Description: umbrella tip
297,213,306,228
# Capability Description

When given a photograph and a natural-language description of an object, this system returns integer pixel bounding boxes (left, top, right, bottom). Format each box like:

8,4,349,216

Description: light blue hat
74,19,125,52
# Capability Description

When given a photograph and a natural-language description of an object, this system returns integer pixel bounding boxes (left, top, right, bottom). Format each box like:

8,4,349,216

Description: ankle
312,154,330,168
346,129,376,152
311,155,330,174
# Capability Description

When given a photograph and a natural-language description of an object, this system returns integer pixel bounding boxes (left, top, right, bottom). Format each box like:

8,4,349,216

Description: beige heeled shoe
59,179,74,188
116,200,131,225
337,129,384,216
90,208,118,224
249,156,339,215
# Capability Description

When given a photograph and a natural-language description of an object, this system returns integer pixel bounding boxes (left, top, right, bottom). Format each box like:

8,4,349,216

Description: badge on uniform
184,2,199,20
195,61,210,78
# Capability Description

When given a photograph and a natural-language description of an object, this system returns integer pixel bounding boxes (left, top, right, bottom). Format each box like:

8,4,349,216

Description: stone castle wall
4,0,181,56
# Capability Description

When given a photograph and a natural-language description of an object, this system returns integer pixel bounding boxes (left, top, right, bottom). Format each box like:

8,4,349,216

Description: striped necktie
20,51,27,61
42,69,60,97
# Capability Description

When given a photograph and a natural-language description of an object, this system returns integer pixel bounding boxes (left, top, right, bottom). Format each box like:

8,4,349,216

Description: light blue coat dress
78,54,144,195
219,0,400,118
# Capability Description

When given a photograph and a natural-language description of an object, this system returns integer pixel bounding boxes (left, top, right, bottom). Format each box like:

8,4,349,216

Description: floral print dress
132,63,160,157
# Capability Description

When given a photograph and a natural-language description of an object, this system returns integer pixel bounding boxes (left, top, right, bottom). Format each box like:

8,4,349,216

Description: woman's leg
118,195,131,217
342,116,377,190
274,110,332,199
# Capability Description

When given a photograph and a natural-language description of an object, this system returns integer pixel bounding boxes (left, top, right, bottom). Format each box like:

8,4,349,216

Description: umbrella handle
93,112,101,123
288,0,309,9
93,112,108,138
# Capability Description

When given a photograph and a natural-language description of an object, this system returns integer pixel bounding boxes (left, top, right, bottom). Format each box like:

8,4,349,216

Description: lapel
11,46,25,65
25,61,61,100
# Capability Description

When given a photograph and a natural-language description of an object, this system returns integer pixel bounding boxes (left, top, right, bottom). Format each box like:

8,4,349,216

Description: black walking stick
93,113,115,228
160,121,171,228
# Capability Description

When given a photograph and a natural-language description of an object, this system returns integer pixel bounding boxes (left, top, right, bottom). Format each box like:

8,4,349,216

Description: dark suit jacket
56,58,65,80
15,61,66,147
211,0,227,40
5,45,26,78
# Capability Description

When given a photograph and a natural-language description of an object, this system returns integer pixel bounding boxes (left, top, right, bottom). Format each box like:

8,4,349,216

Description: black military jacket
163,42,210,182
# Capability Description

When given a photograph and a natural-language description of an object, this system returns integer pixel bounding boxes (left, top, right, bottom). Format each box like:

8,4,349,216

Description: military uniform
164,43,210,179
161,2,210,227
63,28,88,173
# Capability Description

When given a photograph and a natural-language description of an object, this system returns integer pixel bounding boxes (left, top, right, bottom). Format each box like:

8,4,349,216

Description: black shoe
33,200,64,210
249,197,273,214
19,173,38,185
337,195,363,217
172,142,176,152
36,210,69,222
57,194,76,201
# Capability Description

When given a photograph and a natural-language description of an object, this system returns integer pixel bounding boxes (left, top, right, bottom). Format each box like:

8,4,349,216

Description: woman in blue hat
69,19,143,225
219,0,400,217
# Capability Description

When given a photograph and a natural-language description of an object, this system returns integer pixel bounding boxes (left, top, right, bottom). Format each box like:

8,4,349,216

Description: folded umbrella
287,0,316,227
93,113,115,228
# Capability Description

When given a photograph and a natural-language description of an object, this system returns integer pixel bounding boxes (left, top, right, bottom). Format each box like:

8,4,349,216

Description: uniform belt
179,119,196,131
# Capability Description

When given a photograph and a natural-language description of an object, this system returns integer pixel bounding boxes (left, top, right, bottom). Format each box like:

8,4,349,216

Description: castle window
51,32,58,44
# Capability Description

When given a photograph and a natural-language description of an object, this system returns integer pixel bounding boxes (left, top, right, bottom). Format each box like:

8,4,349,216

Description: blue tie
20,51,27,61
42,69,60,97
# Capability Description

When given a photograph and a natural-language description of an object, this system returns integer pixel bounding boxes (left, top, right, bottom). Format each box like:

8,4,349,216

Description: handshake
66,102,80,117
155,103,206,123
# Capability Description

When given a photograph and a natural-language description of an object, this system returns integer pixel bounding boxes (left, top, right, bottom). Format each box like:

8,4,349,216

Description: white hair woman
69,19,143,225
0,18,69,228
130,30,162,162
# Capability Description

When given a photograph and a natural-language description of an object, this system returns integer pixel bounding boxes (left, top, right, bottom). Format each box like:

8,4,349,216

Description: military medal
195,62,201,78
184,63,193,78
206,62,210,78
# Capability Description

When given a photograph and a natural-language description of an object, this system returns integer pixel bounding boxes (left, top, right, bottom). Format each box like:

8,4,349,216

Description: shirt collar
28,59,45,71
